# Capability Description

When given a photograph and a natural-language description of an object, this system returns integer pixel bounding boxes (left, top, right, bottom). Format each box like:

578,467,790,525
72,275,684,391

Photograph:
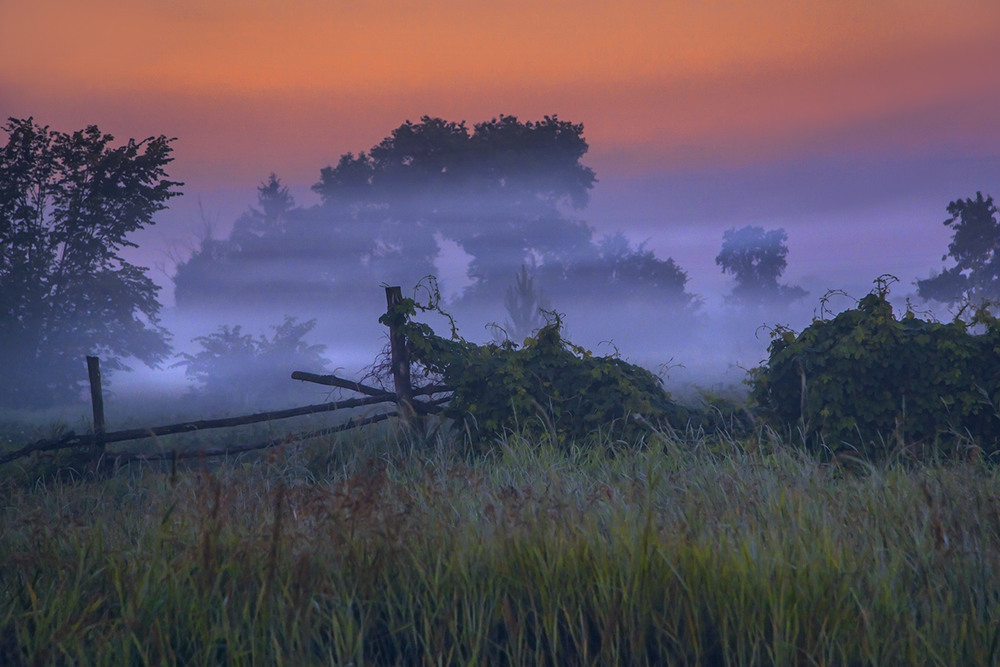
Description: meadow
3,420,999,666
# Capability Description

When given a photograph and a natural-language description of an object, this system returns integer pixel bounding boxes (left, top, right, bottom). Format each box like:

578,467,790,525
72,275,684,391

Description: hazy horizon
3,0,999,412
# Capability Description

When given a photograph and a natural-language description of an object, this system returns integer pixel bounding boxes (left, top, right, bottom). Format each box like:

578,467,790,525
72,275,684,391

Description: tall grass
2,424,1000,665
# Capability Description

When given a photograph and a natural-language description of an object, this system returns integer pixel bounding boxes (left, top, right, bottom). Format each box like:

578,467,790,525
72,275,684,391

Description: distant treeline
173,115,700,315
2,114,995,409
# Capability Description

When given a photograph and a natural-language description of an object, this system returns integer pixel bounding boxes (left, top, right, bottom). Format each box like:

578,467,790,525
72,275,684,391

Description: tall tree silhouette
917,192,999,309
174,174,335,311
0,117,180,407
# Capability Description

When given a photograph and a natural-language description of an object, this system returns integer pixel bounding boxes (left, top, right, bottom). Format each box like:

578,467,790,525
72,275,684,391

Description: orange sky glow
3,0,999,190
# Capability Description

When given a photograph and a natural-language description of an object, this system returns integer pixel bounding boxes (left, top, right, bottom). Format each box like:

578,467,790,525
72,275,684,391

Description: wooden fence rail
1,286,452,470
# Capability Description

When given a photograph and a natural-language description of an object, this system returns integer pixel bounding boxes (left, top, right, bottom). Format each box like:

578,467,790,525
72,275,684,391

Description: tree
311,115,598,300
715,226,806,305
498,264,551,344
173,317,330,409
171,115,693,322
917,192,999,309
0,117,180,407
230,173,294,244
173,174,332,312
598,233,692,301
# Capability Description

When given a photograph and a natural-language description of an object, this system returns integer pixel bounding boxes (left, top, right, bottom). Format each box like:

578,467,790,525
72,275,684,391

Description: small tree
174,317,329,409
715,226,806,305
596,232,693,302
0,117,180,407
499,264,550,344
230,173,295,243
917,192,999,310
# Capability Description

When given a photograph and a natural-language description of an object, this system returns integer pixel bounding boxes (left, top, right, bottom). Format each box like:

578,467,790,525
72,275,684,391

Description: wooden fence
0,286,451,470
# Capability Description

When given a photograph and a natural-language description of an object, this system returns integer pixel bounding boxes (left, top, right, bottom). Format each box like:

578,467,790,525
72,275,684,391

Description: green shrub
381,293,689,445
751,277,1000,457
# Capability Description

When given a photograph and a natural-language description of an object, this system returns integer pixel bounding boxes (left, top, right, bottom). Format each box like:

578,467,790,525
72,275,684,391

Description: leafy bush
751,277,1000,457
380,291,689,444
174,316,329,410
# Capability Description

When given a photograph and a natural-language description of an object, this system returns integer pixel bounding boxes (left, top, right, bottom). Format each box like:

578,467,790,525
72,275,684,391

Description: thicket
379,286,693,445
752,276,1000,457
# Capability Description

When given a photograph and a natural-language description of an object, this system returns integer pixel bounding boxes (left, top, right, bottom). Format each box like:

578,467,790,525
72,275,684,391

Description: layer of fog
101,151,1000,418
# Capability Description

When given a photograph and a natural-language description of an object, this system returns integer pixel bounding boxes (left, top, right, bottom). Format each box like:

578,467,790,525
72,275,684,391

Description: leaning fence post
384,286,417,430
86,356,106,462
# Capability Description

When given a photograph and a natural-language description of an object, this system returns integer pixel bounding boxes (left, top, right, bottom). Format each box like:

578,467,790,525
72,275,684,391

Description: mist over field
3,106,999,429
95,143,1000,418
1,116,1000,422
7,6,1000,665
3,0,998,425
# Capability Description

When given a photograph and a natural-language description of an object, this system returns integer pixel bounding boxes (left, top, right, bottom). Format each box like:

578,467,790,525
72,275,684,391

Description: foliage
751,276,1000,456
380,286,688,443
230,173,294,244
543,231,696,307
173,115,694,315
716,225,806,305
173,316,330,409
314,114,600,299
0,117,180,407
172,175,318,311
917,191,1000,310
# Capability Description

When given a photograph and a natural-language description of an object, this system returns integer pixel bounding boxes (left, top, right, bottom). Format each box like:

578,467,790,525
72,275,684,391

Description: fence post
86,356,106,462
384,286,417,430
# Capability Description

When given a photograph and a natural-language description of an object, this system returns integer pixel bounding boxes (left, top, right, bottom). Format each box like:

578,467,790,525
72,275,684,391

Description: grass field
2,422,1000,665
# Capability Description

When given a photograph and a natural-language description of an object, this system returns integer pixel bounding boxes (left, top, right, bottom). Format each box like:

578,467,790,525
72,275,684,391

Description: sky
3,0,1000,310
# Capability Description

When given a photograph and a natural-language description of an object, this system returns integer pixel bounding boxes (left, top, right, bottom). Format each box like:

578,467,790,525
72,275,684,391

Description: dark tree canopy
917,192,999,309
715,226,806,305
313,115,596,211
172,115,696,321
310,114,598,299
0,117,180,407
231,173,294,243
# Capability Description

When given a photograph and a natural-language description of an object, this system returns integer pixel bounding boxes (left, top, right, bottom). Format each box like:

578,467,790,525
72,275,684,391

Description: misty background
3,110,999,427
105,119,1000,410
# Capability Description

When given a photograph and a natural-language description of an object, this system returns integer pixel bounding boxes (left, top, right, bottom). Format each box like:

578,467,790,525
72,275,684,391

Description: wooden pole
385,286,416,430
86,356,106,461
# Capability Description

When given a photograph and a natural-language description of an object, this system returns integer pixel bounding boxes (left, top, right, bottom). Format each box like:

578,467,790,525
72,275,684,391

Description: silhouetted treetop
174,114,694,316
308,114,599,300
917,191,999,309
716,226,806,305
313,152,374,208
542,232,695,306
312,115,596,211
231,173,295,243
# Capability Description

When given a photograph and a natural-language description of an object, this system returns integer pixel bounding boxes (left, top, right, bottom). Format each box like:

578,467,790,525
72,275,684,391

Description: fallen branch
291,371,450,398
291,371,392,397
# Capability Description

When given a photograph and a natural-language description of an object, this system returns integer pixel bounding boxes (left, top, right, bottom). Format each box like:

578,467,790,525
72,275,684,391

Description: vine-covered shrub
751,279,1000,457
380,294,689,444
